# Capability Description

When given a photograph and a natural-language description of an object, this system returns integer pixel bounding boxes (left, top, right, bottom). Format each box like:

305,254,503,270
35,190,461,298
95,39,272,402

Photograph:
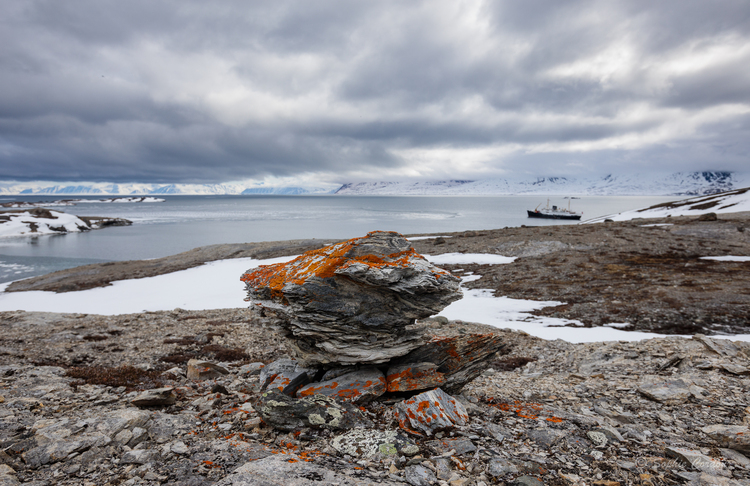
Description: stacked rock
242,231,508,436
242,230,463,366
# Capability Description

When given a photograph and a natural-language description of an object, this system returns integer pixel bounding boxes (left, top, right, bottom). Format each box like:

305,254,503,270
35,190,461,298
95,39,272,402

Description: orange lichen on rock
385,363,446,393
241,231,449,300
394,388,469,436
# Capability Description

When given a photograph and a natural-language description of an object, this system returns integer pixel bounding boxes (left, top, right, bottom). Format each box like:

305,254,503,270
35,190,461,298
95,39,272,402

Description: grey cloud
1,0,749,184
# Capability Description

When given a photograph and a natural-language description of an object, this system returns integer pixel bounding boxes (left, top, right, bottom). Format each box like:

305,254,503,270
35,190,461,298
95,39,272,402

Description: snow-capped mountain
335,172,749,196
0,182,335,196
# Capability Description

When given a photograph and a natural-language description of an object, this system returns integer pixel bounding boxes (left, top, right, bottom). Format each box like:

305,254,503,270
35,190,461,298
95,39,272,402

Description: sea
0,194,676,284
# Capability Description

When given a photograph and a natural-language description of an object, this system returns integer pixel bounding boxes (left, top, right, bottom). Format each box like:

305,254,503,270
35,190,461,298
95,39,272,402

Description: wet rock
701,425,750,453
392,333,508,393
131,387,176,407
393,388,469,436
242,231,462,365
404,464,437,486
637,378,691,404
257,389,372,431
331,429,419,459
296,367,385,403
186,359,229,380
385,362,445,393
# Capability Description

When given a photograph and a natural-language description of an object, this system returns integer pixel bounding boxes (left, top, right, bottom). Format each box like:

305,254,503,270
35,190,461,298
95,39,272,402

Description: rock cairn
241,230,463,366
242,231,508,437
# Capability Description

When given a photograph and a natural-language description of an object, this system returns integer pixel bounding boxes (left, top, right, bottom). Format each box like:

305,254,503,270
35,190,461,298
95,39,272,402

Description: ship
527,199,582,220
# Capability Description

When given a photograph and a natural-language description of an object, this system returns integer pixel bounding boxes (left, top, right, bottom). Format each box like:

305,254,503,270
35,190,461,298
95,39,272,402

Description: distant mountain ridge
1,171,746,196
335,172,748,196
0,182,333,196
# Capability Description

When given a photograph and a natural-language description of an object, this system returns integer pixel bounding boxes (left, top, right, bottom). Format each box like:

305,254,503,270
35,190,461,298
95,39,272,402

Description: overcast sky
1,0,749,186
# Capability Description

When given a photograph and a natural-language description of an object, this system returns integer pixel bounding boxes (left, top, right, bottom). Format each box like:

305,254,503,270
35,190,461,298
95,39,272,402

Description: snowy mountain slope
0,181,335,196
585,187,750,222
334,172,749,196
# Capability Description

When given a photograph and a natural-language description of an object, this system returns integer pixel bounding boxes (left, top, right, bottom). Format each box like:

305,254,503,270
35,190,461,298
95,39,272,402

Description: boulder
393,388,469,436
296,367,386,403
259,358,317,395
391,333,507,393
385,362,445,393
242,231,462,366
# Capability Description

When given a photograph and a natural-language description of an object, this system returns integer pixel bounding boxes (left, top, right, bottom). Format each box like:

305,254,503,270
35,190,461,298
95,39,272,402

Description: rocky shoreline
8,211,750,336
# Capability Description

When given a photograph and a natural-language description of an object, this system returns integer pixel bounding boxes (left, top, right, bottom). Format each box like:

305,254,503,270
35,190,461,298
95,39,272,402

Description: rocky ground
0,309,749,486
1,212,749,485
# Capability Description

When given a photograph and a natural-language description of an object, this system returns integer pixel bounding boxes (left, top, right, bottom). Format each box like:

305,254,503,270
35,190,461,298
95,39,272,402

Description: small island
0,207,131,238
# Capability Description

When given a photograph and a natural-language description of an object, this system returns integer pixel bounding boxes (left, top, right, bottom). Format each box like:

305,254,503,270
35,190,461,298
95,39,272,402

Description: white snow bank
701,256,750,262
586,187,750,223
0,256,295,314
0,210,90,238
1,252,748,344
424,253,516,265
407,235,452,241
78,197,166,203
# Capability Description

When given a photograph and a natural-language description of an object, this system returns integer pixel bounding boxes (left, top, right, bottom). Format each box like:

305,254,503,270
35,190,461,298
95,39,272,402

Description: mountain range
335,172,749,196
0,171,746,197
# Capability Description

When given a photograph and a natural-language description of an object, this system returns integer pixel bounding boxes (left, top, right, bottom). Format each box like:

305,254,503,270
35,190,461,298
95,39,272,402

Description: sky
1,0,749,187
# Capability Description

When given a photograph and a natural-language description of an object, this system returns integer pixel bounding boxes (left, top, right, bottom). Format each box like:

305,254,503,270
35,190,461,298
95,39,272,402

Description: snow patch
700,256,750,262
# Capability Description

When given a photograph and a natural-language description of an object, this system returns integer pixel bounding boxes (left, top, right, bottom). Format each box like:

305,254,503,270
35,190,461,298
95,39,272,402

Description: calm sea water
0,195,674,283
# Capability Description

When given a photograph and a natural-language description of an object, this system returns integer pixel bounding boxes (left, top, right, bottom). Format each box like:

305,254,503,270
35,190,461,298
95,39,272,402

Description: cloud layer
2,0,749,184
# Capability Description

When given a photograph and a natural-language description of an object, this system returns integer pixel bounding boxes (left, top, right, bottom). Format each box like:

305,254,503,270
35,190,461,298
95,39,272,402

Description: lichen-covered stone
296,367,385,403
331,429,419,459
242,231,462,365
257,389,372,432
186,359,229,380
393,388,469,436
259,358,317,395
385,362,445,393
391,334,507,393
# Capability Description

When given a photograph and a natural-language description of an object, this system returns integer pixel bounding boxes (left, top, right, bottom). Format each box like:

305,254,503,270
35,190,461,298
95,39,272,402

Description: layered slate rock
392,334,507,393
296,368,386,404
256,389,372,432
259,358,317,396
393,388,469,436
385,362,445,393
242,231,462,365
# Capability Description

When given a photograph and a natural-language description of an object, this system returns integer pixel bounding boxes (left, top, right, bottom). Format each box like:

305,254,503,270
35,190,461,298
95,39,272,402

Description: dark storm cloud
1,0,749,184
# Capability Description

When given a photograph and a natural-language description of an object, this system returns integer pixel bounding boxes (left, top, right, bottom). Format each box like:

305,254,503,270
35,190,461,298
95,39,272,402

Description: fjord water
0,195,674,284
